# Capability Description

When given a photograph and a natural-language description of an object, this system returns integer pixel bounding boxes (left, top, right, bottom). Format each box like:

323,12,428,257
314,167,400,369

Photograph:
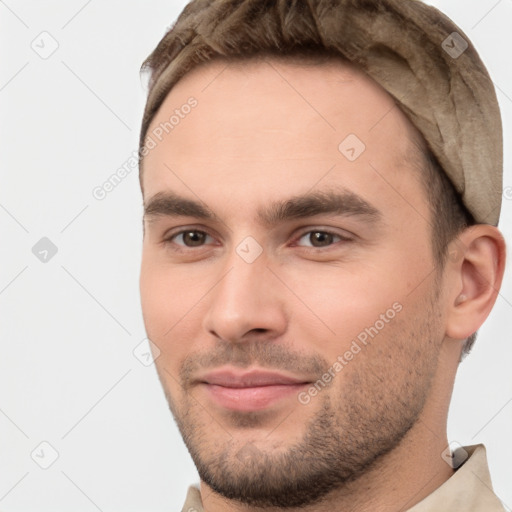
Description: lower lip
202,383,307,411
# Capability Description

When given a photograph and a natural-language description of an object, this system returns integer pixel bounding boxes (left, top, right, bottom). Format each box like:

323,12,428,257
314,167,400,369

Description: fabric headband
140,0,503,225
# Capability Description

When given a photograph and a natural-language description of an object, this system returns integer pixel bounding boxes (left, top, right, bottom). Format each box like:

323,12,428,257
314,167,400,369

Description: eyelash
162,227,352,252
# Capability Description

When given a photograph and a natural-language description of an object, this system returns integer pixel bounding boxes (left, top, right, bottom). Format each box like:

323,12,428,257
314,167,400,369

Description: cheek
140,256,193,343
140,256,169,338
280,261,407,350
140,254,211,374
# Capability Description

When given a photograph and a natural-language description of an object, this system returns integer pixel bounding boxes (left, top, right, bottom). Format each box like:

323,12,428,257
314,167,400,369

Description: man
138,0,507,510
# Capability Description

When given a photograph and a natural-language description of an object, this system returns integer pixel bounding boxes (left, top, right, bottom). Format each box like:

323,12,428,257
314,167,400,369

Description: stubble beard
157,294,442,508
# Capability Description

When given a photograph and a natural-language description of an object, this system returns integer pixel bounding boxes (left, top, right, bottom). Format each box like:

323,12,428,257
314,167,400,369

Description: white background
0,1,511,510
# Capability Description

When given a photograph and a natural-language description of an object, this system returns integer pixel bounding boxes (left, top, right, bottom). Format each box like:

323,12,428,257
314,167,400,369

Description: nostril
250,328,267,335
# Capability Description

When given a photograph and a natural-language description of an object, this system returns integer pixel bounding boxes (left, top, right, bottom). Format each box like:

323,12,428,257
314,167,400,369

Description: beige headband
140,0,503,225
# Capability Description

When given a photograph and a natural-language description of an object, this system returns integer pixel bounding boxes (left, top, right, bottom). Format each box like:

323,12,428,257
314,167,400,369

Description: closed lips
199,370,310,388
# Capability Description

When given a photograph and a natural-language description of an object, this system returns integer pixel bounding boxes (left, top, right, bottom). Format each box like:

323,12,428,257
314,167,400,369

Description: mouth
197,368,311,412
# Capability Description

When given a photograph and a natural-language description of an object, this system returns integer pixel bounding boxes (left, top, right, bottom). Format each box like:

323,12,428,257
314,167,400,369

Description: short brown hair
407,129,475,268
140,0,477,356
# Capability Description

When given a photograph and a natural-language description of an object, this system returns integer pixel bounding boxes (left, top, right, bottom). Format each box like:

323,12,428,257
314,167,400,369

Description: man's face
139,57,448,507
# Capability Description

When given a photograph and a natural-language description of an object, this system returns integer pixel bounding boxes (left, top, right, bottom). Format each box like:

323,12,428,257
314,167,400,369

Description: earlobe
445,225,506,341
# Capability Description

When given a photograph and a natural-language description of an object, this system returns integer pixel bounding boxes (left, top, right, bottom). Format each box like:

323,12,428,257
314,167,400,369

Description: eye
167,229,215,248
296,230,348,248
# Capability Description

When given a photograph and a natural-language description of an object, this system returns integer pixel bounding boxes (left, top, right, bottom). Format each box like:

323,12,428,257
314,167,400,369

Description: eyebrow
143,189,381,227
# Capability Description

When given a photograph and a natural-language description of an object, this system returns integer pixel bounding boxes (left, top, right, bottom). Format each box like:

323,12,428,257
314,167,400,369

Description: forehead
146,56,411,143
141,56,426,220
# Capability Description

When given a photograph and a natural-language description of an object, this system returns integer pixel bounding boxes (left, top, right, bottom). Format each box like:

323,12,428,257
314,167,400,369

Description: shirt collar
407,444,505,511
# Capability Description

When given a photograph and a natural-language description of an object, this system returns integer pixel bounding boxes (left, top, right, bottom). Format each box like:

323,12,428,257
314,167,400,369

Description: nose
202,249,288,344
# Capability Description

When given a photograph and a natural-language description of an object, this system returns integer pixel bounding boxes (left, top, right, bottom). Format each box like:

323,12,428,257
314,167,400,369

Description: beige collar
408,444,505,511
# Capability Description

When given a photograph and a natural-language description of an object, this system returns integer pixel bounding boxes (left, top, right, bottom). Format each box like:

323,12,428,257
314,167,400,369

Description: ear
445,225,506,340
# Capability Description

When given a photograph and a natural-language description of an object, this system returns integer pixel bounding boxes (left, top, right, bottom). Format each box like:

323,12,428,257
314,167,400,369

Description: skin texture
139,57,505,511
